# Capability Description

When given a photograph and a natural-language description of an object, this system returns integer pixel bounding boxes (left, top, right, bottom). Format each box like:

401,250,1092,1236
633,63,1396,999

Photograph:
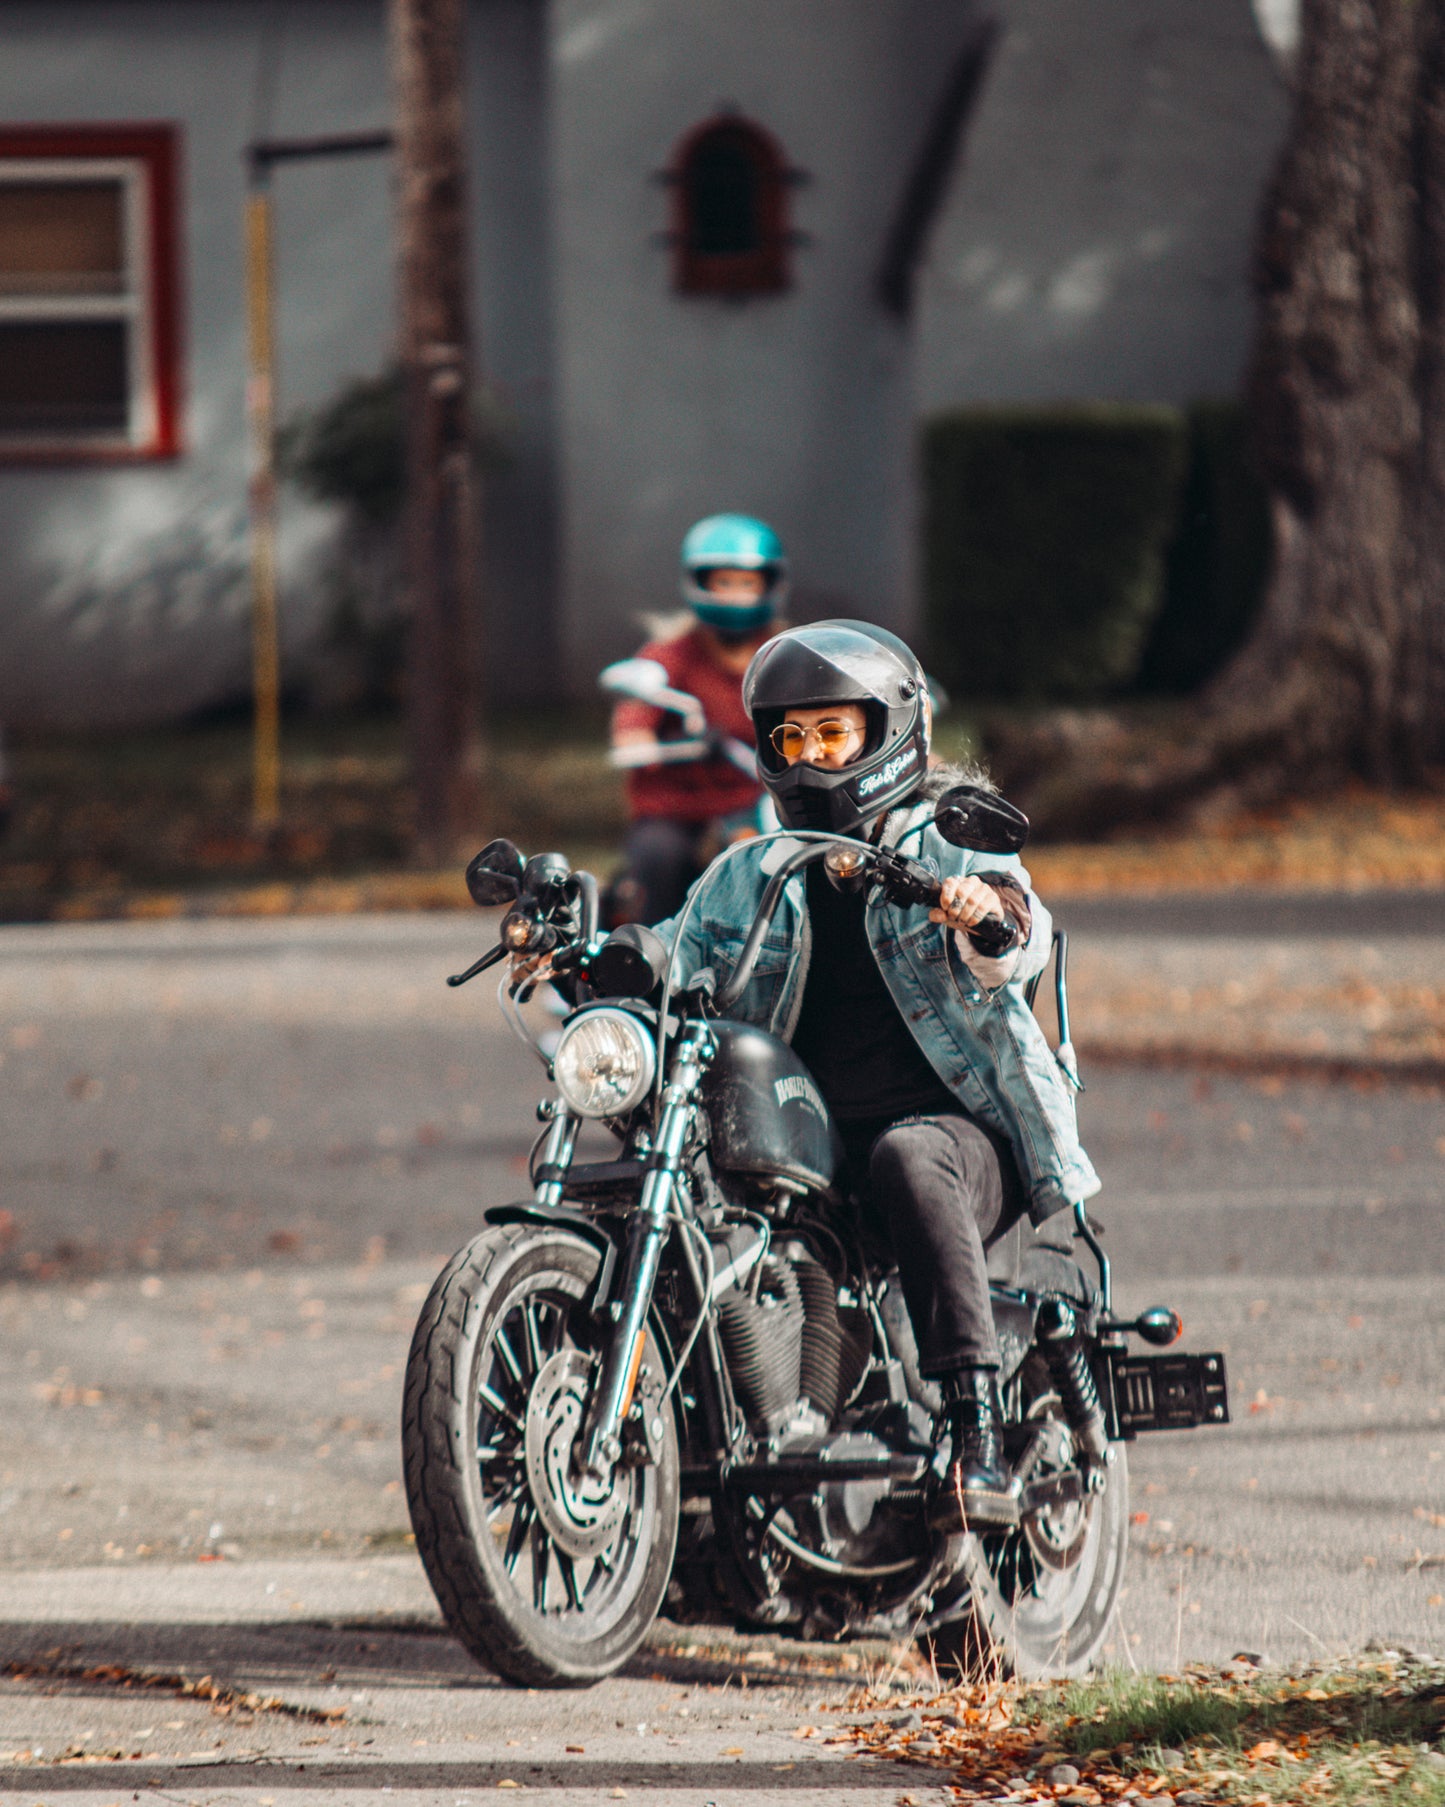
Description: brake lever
446,943,509,988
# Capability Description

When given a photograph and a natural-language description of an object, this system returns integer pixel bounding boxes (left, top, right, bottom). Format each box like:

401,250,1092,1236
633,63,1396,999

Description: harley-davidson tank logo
774,1074,827,1119
856,744,918,797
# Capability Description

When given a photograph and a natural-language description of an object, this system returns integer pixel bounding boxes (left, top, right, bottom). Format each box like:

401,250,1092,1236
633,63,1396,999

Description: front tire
402,1223,680,1686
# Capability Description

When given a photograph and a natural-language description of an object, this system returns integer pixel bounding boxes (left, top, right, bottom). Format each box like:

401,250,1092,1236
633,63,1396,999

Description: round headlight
551,1008,657,1119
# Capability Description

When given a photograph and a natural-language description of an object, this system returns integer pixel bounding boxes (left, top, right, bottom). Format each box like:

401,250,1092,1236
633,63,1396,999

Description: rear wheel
929,1355,1128,1679
402,1224,680,1686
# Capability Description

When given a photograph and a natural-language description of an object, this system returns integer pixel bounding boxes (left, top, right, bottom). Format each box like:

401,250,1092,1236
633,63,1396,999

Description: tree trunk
1221,0,1426,785
389,0,485,866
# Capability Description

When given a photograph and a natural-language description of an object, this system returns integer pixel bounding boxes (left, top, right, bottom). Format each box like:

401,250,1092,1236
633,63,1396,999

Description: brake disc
523,1349,627,1560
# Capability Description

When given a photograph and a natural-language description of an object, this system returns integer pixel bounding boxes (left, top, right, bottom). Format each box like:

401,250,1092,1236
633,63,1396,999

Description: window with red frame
0,125,181,460
672,117,791,296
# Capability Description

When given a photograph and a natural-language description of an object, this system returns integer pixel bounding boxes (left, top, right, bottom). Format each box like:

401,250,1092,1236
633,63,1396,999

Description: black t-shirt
789,863,960,1125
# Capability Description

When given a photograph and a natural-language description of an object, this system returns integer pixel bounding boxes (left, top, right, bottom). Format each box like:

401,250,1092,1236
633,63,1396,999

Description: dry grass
2,713,1442,922
840,1651,1445,1805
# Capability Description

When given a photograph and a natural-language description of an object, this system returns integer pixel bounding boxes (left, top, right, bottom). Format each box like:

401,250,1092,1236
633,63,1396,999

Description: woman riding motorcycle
653,620,1101,1531
609,514,785,922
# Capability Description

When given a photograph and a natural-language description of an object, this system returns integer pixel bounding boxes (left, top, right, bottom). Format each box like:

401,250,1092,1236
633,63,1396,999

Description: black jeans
842,1111,1026,1377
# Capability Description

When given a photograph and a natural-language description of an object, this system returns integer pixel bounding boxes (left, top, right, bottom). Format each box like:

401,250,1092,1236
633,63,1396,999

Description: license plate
1109,1351,1229,1437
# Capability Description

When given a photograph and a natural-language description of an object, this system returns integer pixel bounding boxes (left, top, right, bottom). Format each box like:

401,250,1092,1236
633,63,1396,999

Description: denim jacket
653,784,1101,1224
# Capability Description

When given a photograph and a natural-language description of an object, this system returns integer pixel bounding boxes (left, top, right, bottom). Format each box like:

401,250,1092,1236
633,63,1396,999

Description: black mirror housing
590,922,669,1000
465,838,526,907
932,784,1030,855
523,852,572,901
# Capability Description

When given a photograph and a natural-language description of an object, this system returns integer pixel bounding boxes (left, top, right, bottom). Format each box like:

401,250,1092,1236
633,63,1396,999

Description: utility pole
244,163,281,832
243,130,392,835
388,0,485,866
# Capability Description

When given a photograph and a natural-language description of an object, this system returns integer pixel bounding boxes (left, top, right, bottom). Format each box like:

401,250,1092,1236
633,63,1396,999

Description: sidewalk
1058,899,1445,1078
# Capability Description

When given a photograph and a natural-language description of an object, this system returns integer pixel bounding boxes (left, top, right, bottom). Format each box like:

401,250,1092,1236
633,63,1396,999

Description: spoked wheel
403,1223,679,1686
930,1355,1127,1679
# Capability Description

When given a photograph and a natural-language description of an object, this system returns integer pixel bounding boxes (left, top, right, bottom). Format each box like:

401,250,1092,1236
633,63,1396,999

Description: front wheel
402,1223,680,1686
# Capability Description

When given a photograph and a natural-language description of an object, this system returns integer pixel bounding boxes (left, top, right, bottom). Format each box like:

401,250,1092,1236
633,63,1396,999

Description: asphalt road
1053,888,1445,938
0,914,1441,1804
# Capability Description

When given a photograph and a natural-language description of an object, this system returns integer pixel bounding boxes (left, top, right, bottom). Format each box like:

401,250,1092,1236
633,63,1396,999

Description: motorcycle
598,657,774,924
402,788,1230,1686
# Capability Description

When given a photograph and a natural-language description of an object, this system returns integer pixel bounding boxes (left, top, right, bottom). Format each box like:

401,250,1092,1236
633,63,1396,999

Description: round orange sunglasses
769,718,862,760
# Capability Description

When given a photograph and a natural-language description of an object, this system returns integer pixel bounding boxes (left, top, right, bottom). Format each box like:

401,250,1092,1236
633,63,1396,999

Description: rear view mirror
932,785,1030,855
465,838,526,907
597,658,706,734
589,922,669,999
598,657,672,700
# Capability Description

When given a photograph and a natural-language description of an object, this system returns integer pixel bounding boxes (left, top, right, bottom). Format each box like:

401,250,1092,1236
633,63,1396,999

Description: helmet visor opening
753,698,888,775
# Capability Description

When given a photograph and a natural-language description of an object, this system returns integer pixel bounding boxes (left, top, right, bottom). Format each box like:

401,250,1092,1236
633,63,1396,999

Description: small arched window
671,117,791,296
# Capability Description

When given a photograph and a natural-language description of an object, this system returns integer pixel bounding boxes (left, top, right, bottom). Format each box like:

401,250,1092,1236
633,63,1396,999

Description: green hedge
922,404,1188,703
921,401,1273,703
1134,400,1272,695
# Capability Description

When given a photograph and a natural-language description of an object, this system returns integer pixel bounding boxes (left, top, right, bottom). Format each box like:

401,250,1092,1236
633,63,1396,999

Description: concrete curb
1076,1039,1445,1085
11,873,472,924
10,872,1445,928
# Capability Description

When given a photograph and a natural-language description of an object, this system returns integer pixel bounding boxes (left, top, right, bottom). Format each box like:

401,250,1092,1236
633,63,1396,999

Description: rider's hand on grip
929,873,1016,953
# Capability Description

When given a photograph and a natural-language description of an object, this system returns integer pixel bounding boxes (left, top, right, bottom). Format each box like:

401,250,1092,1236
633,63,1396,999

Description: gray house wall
548,0,985,682
549,0,1290,686
915,0,1290,410
0,0,1289,727
0,0,557,728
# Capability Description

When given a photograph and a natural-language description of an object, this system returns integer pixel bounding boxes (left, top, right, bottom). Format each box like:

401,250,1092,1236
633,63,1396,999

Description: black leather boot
928,1367,1020,1532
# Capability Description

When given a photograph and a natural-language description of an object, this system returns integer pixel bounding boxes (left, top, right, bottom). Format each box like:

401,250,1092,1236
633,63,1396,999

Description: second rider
610,514,786,923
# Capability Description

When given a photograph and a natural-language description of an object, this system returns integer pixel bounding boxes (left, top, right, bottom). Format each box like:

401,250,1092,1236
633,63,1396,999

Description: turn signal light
1135,1307,1183,1346
502,899,552,952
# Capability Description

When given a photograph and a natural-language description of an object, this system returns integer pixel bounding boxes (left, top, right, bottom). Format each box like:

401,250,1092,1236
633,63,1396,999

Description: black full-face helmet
742,620,931,835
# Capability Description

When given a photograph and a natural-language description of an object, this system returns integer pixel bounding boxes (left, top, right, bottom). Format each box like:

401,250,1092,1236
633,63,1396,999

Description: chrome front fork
532,1106,580,1208
580,1024,711,1480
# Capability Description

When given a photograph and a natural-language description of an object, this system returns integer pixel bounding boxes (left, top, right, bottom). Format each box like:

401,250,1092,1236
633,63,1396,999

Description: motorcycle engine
708,1226,934,1580
712,1236,872,1435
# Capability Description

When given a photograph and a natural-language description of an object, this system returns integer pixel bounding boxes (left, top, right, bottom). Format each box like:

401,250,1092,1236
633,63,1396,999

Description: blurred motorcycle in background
599,656,775,927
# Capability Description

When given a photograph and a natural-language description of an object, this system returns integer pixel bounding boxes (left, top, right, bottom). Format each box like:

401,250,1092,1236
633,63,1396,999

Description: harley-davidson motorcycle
402,787,1230,1687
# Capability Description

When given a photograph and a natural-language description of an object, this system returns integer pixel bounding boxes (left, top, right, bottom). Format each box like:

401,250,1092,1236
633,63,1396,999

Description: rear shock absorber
1036,1296,1109,1465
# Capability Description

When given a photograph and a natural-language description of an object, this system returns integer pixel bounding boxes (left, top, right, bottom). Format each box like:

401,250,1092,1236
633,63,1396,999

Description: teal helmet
681,513,788,635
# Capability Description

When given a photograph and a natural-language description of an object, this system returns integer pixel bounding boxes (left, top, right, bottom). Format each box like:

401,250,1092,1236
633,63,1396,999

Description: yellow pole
245,181,281,832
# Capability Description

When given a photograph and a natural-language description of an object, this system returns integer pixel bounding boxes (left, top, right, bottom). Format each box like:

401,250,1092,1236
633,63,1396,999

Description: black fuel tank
700,1021,843,1195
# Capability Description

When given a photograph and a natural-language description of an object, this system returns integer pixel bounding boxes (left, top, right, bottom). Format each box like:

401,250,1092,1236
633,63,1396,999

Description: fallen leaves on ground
2,1653,345,1748
1024,786,1445,896
838,1650,1445,1805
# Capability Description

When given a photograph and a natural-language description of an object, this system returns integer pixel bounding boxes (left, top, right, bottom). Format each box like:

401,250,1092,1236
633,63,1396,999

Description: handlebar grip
965,914,1019,958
